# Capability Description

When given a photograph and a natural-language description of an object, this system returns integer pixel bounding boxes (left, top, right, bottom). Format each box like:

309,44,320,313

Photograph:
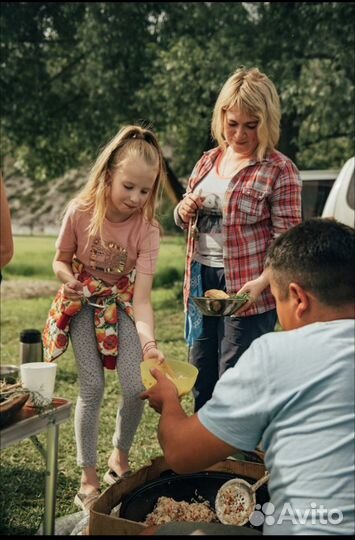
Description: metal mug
19,329,43,364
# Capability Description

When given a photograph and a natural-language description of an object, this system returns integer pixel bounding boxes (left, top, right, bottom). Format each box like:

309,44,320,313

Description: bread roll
204,289,229,299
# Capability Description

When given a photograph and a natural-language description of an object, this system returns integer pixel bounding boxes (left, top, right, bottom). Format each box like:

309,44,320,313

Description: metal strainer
215,471,270,526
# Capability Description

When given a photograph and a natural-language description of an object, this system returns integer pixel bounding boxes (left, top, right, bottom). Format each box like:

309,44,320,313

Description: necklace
216,150,239,178
217,148,250,178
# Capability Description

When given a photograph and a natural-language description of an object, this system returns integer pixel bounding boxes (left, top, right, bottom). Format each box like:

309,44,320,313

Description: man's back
199,319,355,535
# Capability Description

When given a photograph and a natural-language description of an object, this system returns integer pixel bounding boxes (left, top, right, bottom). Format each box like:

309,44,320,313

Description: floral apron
43,258,136,370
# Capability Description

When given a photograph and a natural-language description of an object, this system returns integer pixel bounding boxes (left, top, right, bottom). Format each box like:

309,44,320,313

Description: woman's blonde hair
70,125,166,240
211,67,281,161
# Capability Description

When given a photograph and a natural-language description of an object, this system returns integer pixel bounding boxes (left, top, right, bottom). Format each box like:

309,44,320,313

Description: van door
322,157,355,228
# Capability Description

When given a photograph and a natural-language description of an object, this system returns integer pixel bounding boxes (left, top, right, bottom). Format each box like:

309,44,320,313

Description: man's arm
141,369,236,473
0,178,14,269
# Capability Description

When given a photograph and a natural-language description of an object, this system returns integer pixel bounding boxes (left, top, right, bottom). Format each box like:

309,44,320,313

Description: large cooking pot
119,470,269,531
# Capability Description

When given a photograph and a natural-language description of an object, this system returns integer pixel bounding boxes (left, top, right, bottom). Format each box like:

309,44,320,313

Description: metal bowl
0,364,19,383
192,296,248,317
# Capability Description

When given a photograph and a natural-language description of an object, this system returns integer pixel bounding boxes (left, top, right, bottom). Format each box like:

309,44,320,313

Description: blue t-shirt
198,320,355,535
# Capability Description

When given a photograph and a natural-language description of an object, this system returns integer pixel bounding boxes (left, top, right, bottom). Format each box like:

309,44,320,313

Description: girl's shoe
103,468,132,486
74,489,101,513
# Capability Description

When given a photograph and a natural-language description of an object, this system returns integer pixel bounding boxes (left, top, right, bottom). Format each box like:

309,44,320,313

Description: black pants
189,265,277,412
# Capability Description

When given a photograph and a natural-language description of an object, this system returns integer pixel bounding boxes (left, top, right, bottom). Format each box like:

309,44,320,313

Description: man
142,218,355,535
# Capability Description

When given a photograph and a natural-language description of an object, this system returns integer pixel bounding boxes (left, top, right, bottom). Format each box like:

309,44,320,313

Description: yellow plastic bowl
141,359,198,397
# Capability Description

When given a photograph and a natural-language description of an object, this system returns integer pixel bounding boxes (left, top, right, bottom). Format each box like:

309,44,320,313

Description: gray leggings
70,304,144,468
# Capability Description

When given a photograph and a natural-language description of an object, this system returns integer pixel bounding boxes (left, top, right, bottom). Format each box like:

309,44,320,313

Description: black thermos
19,329,43,363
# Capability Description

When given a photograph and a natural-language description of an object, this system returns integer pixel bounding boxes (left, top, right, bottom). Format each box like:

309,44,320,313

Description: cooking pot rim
119,469,268,521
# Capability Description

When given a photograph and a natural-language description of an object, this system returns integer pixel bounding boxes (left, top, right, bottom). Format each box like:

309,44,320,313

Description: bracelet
142,340,157,353
143,344,157,353
143,347,158,357
190,198,199,210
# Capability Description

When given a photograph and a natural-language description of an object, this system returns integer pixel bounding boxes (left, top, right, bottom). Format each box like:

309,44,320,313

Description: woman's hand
178,193,204,223
235,273,269,314
63,279,84,300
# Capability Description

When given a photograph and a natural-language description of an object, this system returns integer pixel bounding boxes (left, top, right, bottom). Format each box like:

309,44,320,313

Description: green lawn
2,236,58,280
0,234,191,536
2,234,186,284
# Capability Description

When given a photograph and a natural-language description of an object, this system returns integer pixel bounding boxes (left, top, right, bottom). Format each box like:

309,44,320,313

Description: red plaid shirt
179,147,302,316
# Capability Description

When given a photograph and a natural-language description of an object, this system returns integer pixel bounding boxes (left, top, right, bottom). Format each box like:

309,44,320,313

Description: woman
174,67,302,411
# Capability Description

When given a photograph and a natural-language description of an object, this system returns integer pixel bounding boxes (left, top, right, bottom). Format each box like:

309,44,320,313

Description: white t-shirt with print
193,164,231,267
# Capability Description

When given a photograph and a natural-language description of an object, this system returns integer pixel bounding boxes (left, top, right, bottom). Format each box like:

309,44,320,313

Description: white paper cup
20,362,57,405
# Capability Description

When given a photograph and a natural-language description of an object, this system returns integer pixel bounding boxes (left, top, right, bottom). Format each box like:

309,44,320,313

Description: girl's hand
143,347,165,362
63,279,84,300
178,193,204,223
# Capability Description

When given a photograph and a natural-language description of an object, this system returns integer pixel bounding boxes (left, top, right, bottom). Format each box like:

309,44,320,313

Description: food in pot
143,496,218,526
204,289,230,299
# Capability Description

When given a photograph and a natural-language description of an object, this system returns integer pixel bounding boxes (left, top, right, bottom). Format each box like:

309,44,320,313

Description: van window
346,171,354,210
301,178,335,220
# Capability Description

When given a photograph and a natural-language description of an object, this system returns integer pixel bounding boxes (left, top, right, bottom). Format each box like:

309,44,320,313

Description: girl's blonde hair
211,67,281,161
70,125,166,240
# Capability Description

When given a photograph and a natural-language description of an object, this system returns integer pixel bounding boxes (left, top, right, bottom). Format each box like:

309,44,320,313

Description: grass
0,235,191,535
2,234,186,284
2,236,57,280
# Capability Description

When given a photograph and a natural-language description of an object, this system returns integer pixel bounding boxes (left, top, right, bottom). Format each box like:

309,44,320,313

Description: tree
139,2,354,173
1,2,354,183
249,2,355,168
136,2,256,176
1,2,164,180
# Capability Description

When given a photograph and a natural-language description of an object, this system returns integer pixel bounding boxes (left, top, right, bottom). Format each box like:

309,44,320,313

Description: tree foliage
1,2,163,179
1,2,354,182
252,2,355,168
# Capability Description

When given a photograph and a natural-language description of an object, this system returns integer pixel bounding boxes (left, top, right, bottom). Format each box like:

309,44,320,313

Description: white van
321,157,354,228
301,169,338,221
300,157,355,228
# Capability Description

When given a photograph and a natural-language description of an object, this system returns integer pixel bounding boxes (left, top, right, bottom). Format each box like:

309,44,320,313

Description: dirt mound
5,167,89,236
1,280,59,300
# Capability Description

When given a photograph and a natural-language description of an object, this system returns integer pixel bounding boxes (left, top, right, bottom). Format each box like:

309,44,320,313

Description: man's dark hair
265,218,355,306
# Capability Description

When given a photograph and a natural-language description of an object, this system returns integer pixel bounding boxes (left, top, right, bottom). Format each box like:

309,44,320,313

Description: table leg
43,423,59,535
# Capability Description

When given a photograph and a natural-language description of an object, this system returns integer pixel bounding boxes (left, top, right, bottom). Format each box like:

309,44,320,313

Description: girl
43,125,166,512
